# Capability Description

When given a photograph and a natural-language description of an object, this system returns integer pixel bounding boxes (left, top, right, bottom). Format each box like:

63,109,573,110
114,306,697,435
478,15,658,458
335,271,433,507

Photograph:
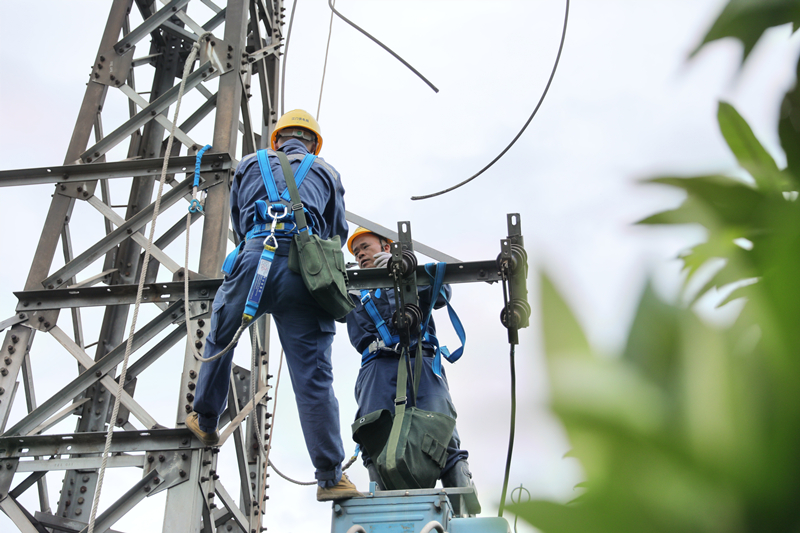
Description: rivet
74,508,82,516
195,341,203,349
159,455,165,462
186,393,194,402
79,486,87,494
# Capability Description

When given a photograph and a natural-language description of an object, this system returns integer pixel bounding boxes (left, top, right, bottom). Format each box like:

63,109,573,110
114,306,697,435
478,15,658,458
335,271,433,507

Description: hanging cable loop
411,0,570,201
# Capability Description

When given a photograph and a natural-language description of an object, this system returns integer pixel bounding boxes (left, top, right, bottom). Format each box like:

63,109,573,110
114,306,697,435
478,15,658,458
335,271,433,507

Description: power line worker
187,109,361,501
345,227,476,508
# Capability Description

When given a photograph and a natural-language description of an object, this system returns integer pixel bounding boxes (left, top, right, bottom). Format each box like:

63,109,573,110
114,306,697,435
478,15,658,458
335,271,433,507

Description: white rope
87,37,203,533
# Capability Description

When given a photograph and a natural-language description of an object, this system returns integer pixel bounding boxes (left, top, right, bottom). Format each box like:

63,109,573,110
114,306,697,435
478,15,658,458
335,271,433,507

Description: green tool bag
277,152,355,320
352,345,456,490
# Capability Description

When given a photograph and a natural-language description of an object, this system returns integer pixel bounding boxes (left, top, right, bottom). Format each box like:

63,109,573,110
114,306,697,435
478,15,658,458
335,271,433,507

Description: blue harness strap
360,289,401,365
222,151,316,276
256,149,281,201
422,262,466,377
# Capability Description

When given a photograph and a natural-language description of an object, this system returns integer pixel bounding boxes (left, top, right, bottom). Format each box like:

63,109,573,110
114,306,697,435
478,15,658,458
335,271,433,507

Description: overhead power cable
411,0,570,201
327,0,438,93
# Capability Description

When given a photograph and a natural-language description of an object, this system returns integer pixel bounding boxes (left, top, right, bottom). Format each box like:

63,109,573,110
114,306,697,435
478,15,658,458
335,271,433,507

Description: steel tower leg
0,1,283,531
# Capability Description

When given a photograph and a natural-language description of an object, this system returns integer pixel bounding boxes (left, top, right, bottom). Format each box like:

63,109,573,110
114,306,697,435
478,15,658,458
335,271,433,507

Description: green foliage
694,0,800,61
509,2,800,531
513,261,800,531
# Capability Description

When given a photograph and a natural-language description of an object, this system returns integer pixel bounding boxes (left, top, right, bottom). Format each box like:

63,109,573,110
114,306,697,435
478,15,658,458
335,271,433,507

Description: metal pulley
388,249,418,278
392,303,423,333
500,300,532,330
496,244,527,275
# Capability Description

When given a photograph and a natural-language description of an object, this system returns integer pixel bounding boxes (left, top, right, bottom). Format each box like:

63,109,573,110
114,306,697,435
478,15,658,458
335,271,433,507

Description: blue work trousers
354,352,469,478
194,238,345,487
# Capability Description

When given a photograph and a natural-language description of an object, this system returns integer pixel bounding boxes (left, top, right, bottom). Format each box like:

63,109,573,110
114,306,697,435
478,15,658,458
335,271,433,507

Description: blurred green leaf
717,102,787,192
646,175,762,226
540,273,591,359
693,0,800,62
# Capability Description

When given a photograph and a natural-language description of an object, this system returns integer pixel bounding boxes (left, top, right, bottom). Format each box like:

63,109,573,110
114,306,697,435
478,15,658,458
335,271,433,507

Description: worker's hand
373,251,392,268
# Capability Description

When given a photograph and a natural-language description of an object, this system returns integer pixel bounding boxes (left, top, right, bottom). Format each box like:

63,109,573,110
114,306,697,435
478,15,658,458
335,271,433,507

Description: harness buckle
394,396,407,406
267,203,288,220
291,202,304,212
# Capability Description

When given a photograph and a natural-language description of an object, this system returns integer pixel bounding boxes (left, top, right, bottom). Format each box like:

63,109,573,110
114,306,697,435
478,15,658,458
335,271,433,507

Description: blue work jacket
229,138,348,246
346,284,452,357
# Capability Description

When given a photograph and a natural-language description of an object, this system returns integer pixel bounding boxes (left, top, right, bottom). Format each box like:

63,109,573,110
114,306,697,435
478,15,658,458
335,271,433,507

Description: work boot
185,412,220,446
316,473,363,502
366,462,383,490
441,460,479,516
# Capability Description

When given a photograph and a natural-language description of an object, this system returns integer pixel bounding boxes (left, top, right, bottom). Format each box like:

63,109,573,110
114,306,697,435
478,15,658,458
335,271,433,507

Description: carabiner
188,198,203,213
264,233,278,251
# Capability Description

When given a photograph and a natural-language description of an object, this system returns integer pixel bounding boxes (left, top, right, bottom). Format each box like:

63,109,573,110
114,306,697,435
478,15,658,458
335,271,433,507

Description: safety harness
359,262,466,376
219,150,316,320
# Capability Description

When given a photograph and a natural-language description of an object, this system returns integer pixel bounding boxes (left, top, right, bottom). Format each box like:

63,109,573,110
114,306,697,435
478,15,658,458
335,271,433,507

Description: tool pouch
289,232,355,319
351,348,455,490
278,152,355,320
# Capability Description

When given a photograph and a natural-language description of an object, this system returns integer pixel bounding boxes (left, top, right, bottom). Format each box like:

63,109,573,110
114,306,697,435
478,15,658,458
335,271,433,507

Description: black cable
498,270,517,517
280,0,298,117
499,343,517,518
327,0,438,93
411,0,570,201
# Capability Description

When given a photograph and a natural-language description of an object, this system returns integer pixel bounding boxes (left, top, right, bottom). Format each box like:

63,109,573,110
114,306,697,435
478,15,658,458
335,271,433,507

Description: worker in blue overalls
187,109,361,502
345,227,476,501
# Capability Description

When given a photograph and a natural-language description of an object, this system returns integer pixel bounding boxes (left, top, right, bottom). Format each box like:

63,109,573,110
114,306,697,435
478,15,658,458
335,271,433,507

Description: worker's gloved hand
373,251,392,268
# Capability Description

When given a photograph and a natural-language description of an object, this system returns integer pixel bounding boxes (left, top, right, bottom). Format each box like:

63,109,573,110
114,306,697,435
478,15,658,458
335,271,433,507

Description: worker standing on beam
345,227,476,508
187,109,361,502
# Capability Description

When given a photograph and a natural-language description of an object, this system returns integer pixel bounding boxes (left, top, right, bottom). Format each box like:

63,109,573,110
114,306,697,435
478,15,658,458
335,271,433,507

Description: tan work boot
185,412,220,446
316,473,362,501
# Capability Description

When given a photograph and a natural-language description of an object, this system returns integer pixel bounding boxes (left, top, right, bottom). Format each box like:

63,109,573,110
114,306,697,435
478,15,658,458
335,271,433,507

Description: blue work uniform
346,284,469,478
194,138,349,488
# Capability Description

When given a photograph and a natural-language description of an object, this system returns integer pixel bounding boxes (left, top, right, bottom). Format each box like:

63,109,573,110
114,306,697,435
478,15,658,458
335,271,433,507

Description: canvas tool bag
352,343,456,490
277,152,355,320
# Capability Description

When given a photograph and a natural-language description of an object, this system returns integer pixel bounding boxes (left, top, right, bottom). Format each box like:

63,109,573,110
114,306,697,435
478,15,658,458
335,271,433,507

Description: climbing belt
87,33,209,533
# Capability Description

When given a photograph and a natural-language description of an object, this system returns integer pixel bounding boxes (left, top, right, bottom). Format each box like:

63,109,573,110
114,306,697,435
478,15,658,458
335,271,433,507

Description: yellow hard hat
347,227,393,255
270,109,323,155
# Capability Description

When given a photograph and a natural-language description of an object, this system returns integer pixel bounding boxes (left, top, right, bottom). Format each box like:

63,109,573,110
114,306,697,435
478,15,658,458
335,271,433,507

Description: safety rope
316,0,336,121
87,34,205,533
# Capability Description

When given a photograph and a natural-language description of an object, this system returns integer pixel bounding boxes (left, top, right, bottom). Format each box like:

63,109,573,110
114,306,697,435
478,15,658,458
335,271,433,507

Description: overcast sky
2,1,799,532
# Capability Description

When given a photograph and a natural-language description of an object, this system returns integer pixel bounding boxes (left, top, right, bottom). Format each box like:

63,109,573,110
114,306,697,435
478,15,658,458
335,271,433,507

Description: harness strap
222,151,316,276
360,289,395,346
256,150,281,202
423,262,466,377
359,288,440,366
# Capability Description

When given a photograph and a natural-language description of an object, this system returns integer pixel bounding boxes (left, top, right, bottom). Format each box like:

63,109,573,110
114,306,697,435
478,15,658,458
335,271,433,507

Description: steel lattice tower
0,0,286,530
